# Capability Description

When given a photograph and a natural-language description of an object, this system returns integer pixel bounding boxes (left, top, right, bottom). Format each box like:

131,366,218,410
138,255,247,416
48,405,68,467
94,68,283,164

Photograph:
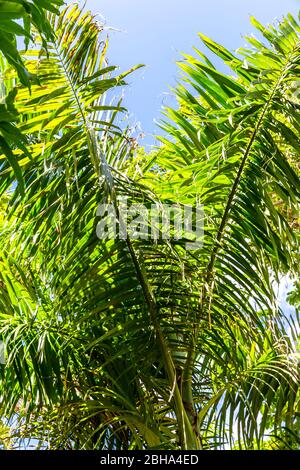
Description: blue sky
85,0,300,146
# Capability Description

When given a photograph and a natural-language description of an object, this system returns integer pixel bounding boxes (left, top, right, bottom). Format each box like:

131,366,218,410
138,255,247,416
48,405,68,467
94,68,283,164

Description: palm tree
0,0,64,85
0,3,299,450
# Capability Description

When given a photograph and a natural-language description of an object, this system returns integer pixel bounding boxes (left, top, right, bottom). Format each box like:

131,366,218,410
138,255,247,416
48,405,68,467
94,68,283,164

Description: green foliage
0,4,299,450
0,421,13,449
0,0,64,86
0,0,64,192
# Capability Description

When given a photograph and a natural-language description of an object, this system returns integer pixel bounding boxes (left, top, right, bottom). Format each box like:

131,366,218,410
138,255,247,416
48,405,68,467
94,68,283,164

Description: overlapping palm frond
143,14,300,448
0,0,64,194
0,0,64,85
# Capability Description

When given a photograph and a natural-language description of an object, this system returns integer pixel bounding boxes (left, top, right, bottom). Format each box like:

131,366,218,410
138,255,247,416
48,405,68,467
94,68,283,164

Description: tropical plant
0,0,64,85
0,3,299,450
0,0,64,200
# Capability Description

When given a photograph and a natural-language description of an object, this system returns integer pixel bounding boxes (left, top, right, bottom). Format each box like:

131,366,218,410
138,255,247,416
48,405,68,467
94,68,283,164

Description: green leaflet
0,4,299,452
0,136,24,194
